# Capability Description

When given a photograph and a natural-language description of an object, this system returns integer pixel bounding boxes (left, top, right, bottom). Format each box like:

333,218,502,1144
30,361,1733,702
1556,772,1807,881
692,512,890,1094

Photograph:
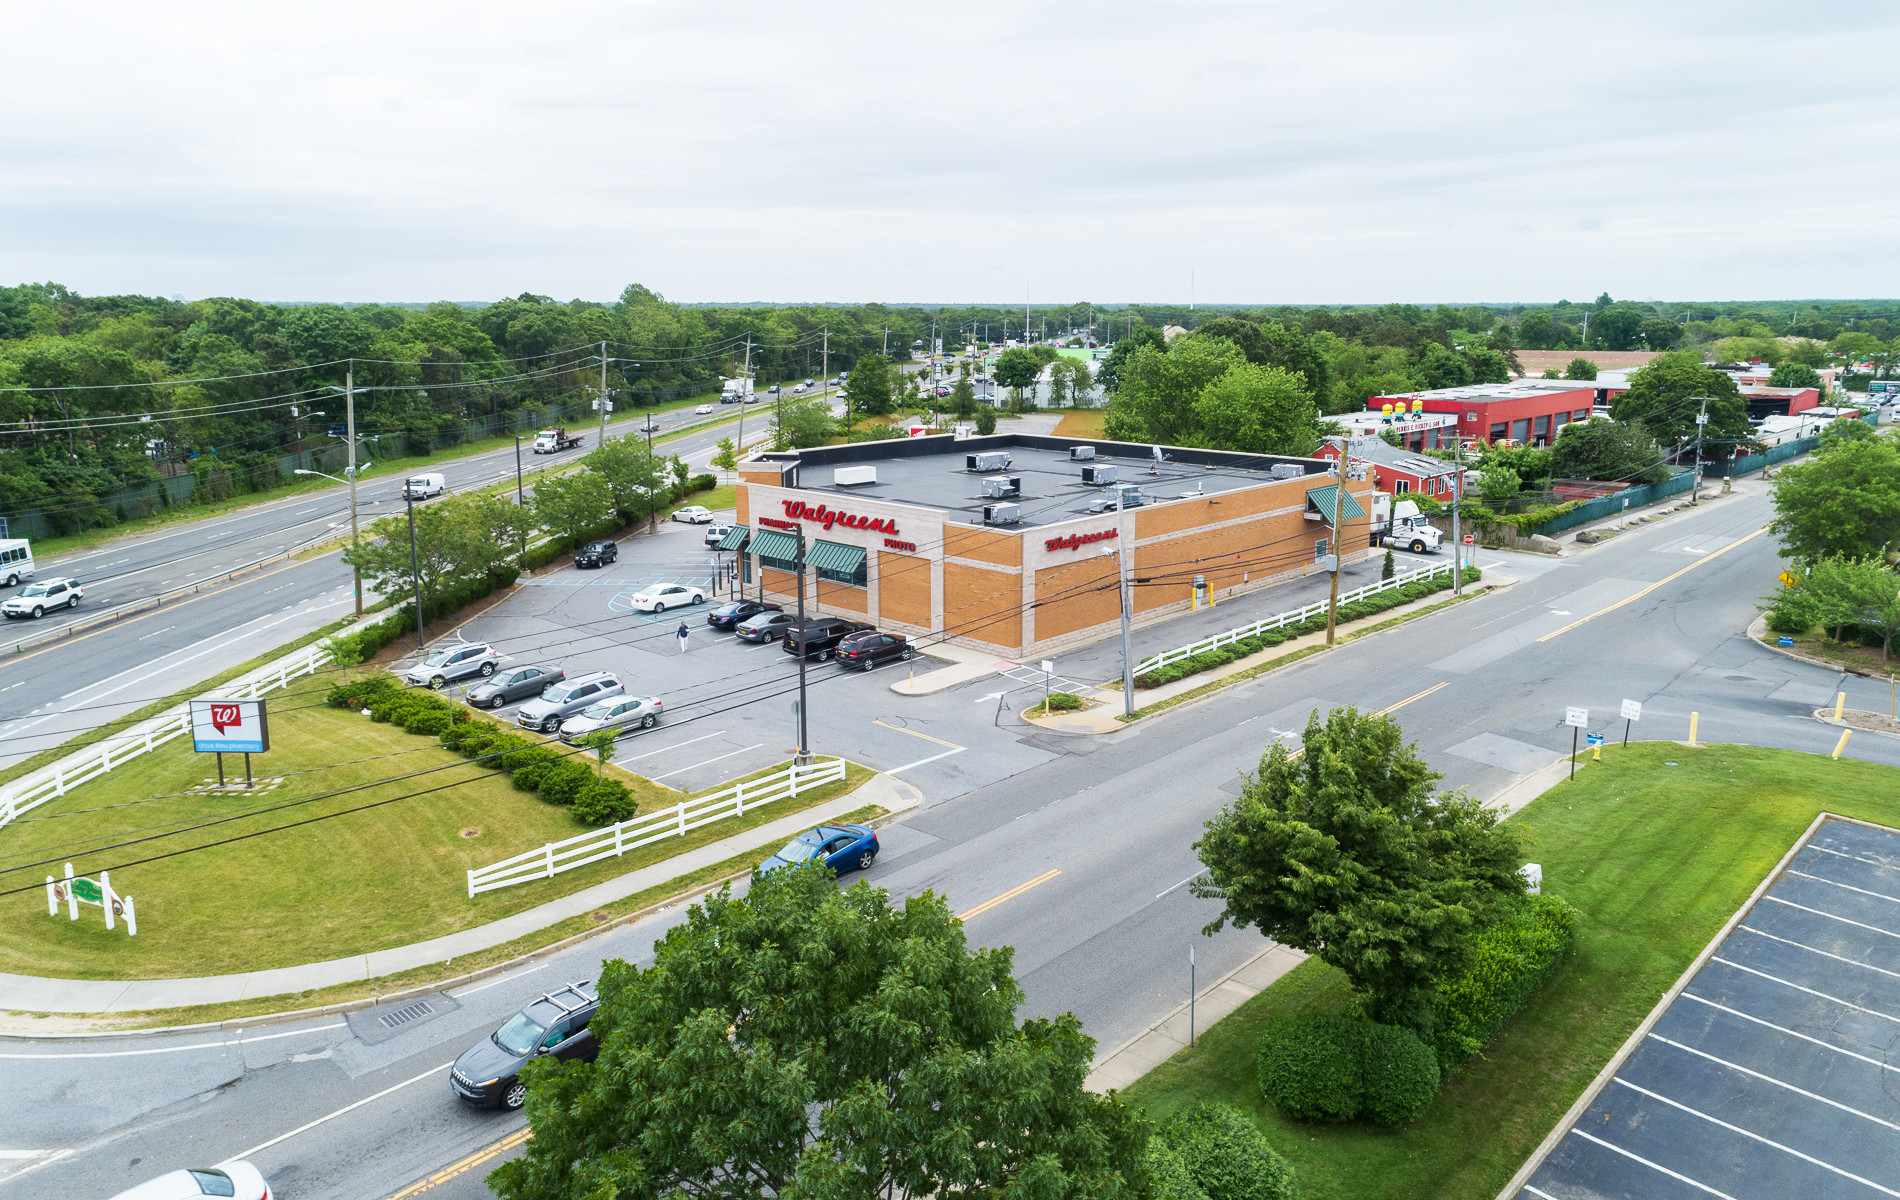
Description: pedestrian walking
676,621,690,653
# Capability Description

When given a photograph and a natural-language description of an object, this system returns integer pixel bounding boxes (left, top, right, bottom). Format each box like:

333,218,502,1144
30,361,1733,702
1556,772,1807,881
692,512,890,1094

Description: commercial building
1333,405,1460,452
725,435,1374,659
1314,436,1468,500
1370,379,1598,448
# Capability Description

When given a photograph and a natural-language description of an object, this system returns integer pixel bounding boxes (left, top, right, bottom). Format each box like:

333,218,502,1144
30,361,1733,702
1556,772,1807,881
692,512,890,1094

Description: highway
0,405,751,773
9,478,1894,1199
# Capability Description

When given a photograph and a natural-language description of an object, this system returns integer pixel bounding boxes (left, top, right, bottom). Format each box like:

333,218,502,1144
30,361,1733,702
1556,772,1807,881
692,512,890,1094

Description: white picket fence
1134,562,1456,676
0,642,333,830
466,756,848,897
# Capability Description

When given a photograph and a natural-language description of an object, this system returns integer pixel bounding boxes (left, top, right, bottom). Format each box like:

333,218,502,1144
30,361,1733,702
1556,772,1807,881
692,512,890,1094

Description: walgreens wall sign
778,500,899,535
1045,528,1118,552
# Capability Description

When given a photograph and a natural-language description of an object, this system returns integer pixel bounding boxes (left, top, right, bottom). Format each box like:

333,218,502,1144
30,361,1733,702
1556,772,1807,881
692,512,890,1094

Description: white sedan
629,584,706,613
108,1160,270,1200
672,505,714,524
695,404,714,414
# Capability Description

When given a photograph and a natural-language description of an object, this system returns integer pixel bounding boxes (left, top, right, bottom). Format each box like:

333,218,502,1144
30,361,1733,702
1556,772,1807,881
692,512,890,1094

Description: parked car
704,522,734,548
695,404,715,414
672,505,714,524
450,981,600,1110
559,694,663,742
516,672,625,733
402,642,500,689
782,617,874,662
735,610,797,643
106,1161,272,1200
757,824,879,876
629,583,706,613
466,664,564,710
1,577,81,620
574,539,617,569
835,630,912,671
706,598,781,630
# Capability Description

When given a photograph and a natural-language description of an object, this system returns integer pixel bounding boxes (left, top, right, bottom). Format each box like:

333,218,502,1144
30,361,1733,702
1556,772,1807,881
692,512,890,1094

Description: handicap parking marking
997,664,1101,697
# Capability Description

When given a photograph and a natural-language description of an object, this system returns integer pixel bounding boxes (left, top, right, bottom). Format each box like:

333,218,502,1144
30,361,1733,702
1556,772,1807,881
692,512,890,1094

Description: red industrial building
1369,380,1598,448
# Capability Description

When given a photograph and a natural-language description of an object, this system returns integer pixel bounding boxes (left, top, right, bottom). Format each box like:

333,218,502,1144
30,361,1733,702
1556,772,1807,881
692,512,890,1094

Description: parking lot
416,513,1062,799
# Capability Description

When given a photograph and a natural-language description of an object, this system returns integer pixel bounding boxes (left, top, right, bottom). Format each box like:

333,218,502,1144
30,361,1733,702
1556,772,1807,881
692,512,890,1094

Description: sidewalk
0,773,920,1015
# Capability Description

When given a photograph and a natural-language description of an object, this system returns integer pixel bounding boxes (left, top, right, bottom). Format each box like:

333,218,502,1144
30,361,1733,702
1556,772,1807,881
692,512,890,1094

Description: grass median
0,668,871,981
1119,742,1900,1200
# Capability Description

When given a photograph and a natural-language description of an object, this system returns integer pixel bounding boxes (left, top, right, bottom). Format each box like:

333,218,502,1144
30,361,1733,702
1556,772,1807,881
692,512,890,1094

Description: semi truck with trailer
532,427,584,453
1370,497,1443,553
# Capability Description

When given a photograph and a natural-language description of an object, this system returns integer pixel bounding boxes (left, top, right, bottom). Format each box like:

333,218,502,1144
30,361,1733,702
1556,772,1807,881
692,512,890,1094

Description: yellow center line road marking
385,1127,533,1199
958,869,1060,921
872,718,964,750
1284,681,1449,761
1537,525,1768,644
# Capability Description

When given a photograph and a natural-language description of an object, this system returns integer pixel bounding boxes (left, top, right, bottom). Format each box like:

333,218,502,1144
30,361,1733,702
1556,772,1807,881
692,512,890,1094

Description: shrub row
1158,1102,1296,1200
1136,566,1481,688
326,673,457,736
1256,1013,1439,1127
1425,893,1580,1076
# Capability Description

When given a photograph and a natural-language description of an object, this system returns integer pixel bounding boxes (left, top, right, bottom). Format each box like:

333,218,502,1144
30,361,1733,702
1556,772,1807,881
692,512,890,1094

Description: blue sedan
758,824,880,875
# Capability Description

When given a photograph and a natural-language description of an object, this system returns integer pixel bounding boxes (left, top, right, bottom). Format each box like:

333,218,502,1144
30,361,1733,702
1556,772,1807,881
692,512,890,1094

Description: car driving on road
106,1160,272,1200
735,609,796,643
628,583,705,613
1,577,81,619
757,823,879,876
706,598,780,630
782,617,873,662
515,671,624,733
467,664,564,709
834,630,912,671
559,694,663,742
450,981,600,1110
401,643,500,689
695,404,714,414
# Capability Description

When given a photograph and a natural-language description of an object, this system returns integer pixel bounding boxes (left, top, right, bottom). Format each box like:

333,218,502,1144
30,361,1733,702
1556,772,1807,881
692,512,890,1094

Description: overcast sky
6,1,1896,306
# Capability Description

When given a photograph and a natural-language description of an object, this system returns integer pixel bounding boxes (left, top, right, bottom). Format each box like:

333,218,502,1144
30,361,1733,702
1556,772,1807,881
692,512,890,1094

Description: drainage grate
376,1000,436,1030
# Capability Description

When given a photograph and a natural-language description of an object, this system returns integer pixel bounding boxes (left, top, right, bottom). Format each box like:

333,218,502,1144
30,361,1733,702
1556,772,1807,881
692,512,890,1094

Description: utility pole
1116,489,1135,717
344,363,362,615
595,340,610,448
406,495,426,656
736,336,752,465
1450,435,1464,595
820,328,830,402
793,524,811,765
1324,464,1346,645
1690,394,1709,504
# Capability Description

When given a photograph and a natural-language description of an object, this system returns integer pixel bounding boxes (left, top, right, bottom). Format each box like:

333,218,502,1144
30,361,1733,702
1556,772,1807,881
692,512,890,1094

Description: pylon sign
47,862,136,936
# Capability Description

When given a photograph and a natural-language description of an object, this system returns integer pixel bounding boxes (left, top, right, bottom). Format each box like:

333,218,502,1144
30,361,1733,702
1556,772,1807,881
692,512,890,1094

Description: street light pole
345,364,362,615
406,494,426,656
793,523,811,765
512,434,527,571
1325,464,1346,645
1117,491,1135,716
1451,435,1464,595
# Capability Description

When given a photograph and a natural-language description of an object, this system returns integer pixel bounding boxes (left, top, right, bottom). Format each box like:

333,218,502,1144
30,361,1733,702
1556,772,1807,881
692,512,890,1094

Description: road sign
1620,698,1642,721
1463,534,1474,545
1778,570,1800,589
190,698,269,754
1779,636,1794,647
1565,706,1589,728
1585,733,1605,746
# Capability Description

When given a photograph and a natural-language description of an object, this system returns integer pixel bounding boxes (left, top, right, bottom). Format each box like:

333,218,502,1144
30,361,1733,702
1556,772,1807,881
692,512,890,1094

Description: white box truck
720,378,754,404
0,538,35,588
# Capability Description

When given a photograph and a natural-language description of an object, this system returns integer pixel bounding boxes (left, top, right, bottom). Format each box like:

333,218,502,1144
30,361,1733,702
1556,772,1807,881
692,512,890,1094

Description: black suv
782,617,873,662
451,981,600,1110
835,630,912,671
574,540,617,569
706,599,781,631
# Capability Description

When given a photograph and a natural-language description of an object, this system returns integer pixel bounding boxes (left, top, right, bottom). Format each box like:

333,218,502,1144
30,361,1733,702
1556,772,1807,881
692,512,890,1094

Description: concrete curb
1747,612,1895,680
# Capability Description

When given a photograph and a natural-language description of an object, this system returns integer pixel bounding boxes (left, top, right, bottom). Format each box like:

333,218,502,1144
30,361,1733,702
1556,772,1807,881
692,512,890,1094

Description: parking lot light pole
793,523,810,766
511,434,527,571
406,495,426,655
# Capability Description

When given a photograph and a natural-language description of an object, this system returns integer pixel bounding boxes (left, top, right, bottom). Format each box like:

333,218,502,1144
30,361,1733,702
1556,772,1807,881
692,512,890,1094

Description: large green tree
1096,326,1167,393
1771,430,1900,564
1768,362,1823,392
1611,351,1752,452
586,435,667,520
992,347,1042,403
490,866,1152,1200
1188,362,1325,456
1548,418,1668,483
846,352,895,420
1103,336,1244,445
1193,707,1529,1027
341,491,528,608
530,470,615,537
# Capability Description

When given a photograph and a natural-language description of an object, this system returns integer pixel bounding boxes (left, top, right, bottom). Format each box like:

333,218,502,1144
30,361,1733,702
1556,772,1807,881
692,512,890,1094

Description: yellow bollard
1688,711,1699,745
1835,692,1846,720
1833,728,1852,760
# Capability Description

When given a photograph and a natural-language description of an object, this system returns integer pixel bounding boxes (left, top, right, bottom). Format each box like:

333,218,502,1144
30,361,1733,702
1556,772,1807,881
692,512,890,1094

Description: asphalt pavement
14,476,1900,1200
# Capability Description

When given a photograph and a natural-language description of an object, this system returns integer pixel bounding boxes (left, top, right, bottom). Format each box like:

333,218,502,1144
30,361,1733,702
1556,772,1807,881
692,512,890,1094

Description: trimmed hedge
574,776,638,825
1137,567,1481,688
1426,893,1580,1076
1256,1013,1439,1127
1145,1139,1212,1200
1161,1102,1297,1200
326,674,400,710
537,760,595,806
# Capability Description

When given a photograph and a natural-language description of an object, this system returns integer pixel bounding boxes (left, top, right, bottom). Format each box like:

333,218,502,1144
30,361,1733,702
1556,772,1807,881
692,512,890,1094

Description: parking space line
1564,1129,1736,1200
1609,1077,1898,1196
1738,924,1900,980
958,869,1060,921
617,731,725,763
887,747,965,775
1713,955,1900,1025
1812,844,1900,871
1647,1032,1900,1133
650,744,766,781
1785,869,1900,905
1677,992,1900,1078
1763,894,1900,940
871,719,963,750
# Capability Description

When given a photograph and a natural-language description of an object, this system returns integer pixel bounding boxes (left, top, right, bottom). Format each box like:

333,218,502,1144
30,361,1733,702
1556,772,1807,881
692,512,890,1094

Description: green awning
1305,484,1366,522
750,527,801,562
806,540,867,574
715,524,750,551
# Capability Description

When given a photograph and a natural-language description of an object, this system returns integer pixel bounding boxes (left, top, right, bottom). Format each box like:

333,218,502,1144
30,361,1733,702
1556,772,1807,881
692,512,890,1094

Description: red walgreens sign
1045,528,1118,552
779,499,899,535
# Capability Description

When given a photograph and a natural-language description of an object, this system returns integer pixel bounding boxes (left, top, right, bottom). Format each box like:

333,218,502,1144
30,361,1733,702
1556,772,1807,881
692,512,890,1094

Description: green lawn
1054,410,1108,439
1119,742,1900,1200
1,671,870,981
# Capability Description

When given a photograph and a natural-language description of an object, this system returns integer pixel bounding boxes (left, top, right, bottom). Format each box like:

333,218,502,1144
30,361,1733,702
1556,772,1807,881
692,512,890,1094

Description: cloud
3,0,1896,303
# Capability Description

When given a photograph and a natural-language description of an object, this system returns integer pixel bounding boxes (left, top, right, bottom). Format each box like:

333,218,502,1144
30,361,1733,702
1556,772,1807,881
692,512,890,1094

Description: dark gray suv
450,981,599,1110
515,672,624,734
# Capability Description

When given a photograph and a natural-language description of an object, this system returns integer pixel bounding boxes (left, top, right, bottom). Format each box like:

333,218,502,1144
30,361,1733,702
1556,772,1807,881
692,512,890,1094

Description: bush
402,709,452,737
494,740,557,773
1359,1022,1441,1126
326,674,399,710
1256,1014,1363,1123
1426,893,1580,1076
573,777,638,825
1041,691,1085,712
468,733,529,768
537,760,595,806
456,732,498,760
1144,1140,1211,1200
504,747,563,790
439,720,486,752
1161,1102,1296,1200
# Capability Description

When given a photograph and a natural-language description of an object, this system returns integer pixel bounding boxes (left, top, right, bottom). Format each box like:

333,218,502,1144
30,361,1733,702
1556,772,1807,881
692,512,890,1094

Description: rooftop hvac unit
833,465,877,487
980,475,1021,499
967,451,1011,472
1080,464,1118,486
1269,463,1304,480
1069,445,1096,461
982,502,1021,525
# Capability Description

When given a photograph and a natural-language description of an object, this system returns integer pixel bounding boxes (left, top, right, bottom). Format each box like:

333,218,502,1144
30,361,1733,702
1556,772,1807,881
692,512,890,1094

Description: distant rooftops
1375,379,1596,406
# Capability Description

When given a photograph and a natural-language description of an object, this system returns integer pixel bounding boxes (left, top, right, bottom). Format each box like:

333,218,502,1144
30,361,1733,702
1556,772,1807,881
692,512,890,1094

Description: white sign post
1620,698,1642,748
1565,706,1589,781
1041,660,1055,711
46,862,136,936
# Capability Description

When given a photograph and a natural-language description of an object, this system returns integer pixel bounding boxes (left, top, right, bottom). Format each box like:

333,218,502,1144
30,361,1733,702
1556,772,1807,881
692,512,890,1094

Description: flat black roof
755,434,1328,531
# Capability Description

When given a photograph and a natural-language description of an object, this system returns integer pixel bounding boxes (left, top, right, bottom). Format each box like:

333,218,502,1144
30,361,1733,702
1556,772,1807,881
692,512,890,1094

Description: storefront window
758,551,799,574
817,561,868,588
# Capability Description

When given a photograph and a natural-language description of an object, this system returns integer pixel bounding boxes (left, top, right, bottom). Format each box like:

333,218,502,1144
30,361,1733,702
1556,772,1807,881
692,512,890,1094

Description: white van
0,539,34,588
403,473,447,501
